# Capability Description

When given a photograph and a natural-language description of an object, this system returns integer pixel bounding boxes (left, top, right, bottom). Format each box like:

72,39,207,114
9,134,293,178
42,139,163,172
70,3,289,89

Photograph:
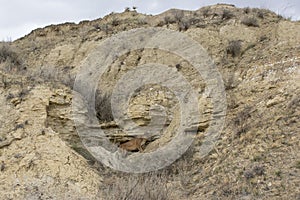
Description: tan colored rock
0,4,299,199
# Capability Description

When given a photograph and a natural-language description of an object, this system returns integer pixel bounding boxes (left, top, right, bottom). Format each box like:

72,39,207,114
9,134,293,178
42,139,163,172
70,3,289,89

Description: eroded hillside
0,4,299,199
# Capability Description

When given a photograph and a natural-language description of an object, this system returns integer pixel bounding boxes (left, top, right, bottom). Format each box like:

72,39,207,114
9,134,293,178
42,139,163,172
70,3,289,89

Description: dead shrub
257,10,265,19
164,16,176,24
95,90,113,122
0,43,23,72
226,40,242,57
222,10,234,20
174,10,184,22
244,7,251,14
29,65,75,89
111,18,120,26
244,165,265,179
100,24,112,34
241,17,259,27
202,8,210,18
178,19,191,31
252,165,265,176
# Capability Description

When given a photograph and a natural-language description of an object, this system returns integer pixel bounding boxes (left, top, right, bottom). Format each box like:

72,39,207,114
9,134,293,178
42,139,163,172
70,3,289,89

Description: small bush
241,16,259,27
178,20,191,31
30,65,75,89
244,165,264,179
174,10,184,22
100,24,112,34
244,170,254,179
222,10,234,20
257,10,265,19
253,165,265,176
95,90,113,122
0,43,22,71
226,40,242,57
244,7,251,14
164,16,176,24
111,18,120,26
277,14,284,19
202,8,210,18
137,18,147,25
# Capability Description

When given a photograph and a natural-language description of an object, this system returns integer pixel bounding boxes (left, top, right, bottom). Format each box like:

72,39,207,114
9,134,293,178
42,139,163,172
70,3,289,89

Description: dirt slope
0,4,299,199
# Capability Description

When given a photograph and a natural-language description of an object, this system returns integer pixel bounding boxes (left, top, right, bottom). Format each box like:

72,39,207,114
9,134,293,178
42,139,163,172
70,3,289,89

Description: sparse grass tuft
233,106,252,136
275,170,282,177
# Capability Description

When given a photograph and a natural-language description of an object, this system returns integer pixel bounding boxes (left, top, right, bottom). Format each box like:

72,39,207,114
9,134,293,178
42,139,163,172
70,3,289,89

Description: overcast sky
1,0,299,41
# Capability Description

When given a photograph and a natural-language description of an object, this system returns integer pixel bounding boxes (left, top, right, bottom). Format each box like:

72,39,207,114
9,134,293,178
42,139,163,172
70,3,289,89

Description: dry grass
26,65,75,89
102,171,169,200
0,42,23,72
98,147,197,200
233,106,252,137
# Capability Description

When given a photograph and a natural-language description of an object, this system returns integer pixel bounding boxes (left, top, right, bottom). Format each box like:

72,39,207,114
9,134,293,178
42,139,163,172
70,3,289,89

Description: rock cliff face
0,4,299,199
